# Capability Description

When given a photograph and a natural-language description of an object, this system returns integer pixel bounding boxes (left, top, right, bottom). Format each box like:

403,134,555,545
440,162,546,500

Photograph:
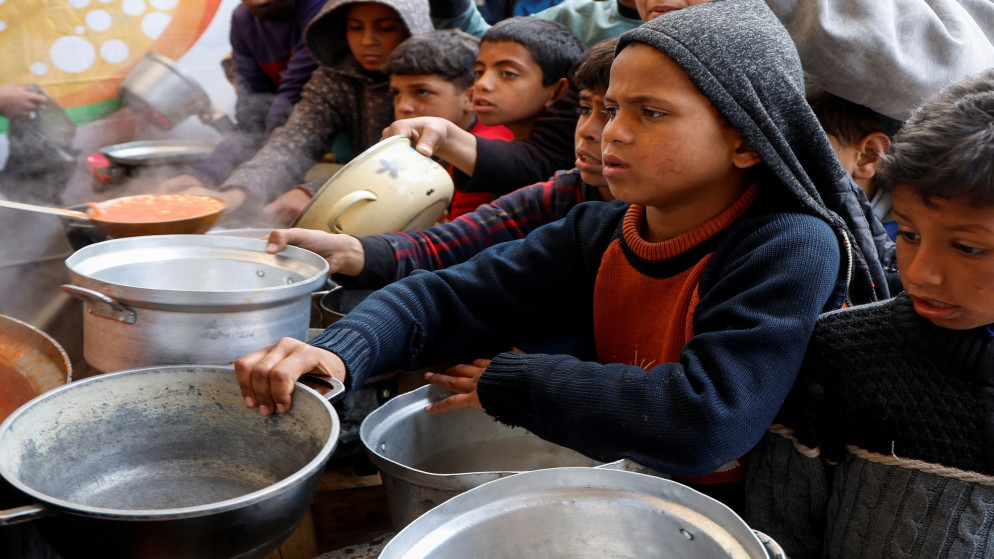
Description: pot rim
380,466,773,559
360,385,623,483
64,234,329,306
0,365,339,520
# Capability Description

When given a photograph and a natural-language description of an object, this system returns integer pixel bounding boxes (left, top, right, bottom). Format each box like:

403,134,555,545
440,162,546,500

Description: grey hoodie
618,0,892,304
222,0,433,205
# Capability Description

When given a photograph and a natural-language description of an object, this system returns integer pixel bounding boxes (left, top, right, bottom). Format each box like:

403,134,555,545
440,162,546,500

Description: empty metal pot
62,234,329,373
120,52,234,133
0,365,343,559
360,384,631,529
380,467,786,559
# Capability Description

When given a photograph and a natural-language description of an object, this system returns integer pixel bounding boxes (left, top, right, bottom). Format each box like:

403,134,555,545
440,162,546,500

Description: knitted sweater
187,0,324,186
310,193,844,475
744,293,994,558
341,168,590,289
221,0,434,203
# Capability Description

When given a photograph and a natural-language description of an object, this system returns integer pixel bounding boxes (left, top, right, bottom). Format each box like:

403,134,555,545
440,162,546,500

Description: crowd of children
168,0,994,557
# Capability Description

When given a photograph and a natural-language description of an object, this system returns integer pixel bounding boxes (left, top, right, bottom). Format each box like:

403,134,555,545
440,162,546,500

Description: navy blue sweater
310,196,843,475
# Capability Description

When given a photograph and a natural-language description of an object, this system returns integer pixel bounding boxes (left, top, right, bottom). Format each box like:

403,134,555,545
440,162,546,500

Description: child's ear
731,138,762,169
545,77,571,107
460,88,475,115
853,132,891,180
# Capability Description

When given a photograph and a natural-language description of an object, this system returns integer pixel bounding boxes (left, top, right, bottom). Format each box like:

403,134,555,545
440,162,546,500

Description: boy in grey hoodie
198,0,433,220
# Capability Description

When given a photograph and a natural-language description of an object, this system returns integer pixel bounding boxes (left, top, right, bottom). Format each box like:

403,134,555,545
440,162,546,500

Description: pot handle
0,503,53,526
752,529,787,559
61,284,137,324
326,190,378,234
299,372,346,404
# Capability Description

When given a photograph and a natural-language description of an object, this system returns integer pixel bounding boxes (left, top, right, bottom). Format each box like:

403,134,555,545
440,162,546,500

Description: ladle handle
0,199,90,220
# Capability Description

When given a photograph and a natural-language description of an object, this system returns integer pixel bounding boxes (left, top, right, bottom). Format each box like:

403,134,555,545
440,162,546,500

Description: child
155,0,324,194
744,68,994,559
807,85,904,240
234,0,889,510
176,0,434,220
265,38,617,286
384,16,583,196
382,28,514,219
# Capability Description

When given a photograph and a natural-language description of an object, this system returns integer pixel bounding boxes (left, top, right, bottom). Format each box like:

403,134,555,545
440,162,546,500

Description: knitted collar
893,293,994,383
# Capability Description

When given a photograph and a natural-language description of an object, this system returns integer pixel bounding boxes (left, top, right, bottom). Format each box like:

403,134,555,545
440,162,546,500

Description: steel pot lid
99,139,217,166
64,234,329,307
380,467,779,559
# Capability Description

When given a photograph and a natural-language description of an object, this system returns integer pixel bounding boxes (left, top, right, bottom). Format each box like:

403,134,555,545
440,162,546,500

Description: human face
345,3,409,73
893,185,994,330
601,44,758,241
635,0,709,22
574,86,609,189
390,74,475,130
241,0,296,20
473,41,561,139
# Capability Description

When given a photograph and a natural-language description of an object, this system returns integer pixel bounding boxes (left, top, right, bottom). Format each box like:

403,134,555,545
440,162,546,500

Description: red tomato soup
90,194,225,223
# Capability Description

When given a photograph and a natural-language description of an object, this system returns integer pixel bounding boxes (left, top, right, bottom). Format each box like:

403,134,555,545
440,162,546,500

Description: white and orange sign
0,0,222,123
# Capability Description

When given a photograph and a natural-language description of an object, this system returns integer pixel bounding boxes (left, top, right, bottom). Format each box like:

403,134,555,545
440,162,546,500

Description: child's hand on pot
423,359,490,414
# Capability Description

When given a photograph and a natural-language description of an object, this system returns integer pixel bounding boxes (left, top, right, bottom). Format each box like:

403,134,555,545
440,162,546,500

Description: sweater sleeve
346,175,580,288
476,211,842,475
457,90,579,195
222,66,344,203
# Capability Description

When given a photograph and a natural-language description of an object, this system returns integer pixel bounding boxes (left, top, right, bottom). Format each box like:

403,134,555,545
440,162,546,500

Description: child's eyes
346,24,362,31
641,108,665,118
576,105,593,116
473,69,484,79
501,70,519,79
953,243,987,256
416,89,433,97
897,230,920,243
601,107,618,118
377,24,400,33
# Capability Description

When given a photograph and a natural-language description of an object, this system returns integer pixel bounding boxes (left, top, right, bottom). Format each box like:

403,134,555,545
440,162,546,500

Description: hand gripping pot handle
299,372,346,404
327,190,378,233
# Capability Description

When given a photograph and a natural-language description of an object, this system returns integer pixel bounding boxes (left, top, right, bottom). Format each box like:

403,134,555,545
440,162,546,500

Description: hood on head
305,0,434,68
616,0,892,303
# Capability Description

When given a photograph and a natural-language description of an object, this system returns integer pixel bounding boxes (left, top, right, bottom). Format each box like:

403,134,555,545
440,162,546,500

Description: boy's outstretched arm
383,116,479,176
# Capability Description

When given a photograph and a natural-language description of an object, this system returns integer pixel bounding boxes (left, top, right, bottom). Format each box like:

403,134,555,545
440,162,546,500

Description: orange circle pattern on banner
0,0,221,111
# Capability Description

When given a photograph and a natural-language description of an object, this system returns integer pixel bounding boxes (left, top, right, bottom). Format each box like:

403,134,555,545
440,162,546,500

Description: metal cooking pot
0,314,71,423
315,285,376,327
360,384,635,529
0,365,343,559
120,52,234,133
380,467,786,559
62,235,329,373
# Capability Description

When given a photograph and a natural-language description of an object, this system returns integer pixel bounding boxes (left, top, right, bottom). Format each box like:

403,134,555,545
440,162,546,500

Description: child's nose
474,72,495,92
395,96,415,116
902,247,943,287
361,28,378,45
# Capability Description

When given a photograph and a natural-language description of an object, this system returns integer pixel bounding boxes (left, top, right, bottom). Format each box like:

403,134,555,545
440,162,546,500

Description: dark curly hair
877,68,994,207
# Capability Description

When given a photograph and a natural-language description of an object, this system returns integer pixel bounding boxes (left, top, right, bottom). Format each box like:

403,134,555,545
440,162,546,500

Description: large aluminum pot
380,467,786,559
360,384,635,529
0,365,344,559
0,314,71,423
62,235,329,373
